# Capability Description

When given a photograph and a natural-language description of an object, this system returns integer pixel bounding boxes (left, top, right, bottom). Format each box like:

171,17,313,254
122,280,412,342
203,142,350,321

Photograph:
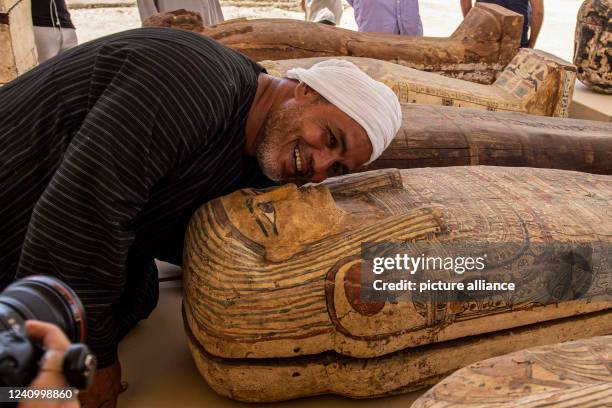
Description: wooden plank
0,0,37,84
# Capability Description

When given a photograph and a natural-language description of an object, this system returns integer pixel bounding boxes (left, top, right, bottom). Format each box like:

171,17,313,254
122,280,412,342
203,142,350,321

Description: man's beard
256,104,305,182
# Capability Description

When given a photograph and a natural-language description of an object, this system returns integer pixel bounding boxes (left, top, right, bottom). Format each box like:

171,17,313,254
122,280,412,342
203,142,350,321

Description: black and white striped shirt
0,28,268,366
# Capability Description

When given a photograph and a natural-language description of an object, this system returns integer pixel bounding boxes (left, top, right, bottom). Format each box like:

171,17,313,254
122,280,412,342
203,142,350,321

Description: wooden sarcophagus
143,3,523,84
574,0,611,94
183,166,612,402
368,104,612,175
413,336,612,407
262,49,576,117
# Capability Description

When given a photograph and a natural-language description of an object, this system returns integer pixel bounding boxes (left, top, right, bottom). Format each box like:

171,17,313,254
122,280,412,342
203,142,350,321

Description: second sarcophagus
412,336,612,408
367,104,612,175
262,49,576,117
183,166,612,401
143,3,523,84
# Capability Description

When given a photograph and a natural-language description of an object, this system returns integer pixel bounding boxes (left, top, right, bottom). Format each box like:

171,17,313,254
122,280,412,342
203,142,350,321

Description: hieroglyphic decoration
184,167,612,361
186,312,611,402
262,49,576,117
143,3,523,84
0,0,37,84
365,104,612,175
574,0,612,94
412,336,612,407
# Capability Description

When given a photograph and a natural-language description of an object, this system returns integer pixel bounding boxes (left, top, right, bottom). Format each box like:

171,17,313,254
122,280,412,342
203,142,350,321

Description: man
460,0,544,48
300,0,343,26
347,0,423,36
0,28,400,406
31,0,78,63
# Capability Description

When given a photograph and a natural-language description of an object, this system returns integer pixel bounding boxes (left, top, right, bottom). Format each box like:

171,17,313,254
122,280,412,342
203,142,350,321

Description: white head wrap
286,59,402,164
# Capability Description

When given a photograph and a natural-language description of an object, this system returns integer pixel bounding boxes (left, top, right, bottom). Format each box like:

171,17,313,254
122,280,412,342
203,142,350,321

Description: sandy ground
70,1,583,62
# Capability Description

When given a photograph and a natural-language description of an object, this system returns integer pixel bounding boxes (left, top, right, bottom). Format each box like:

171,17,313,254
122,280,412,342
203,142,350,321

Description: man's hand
77,361,124,408
20,321,80,408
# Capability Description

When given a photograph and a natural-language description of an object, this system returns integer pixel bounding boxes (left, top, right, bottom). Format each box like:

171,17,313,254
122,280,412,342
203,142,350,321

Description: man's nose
309,149,336,183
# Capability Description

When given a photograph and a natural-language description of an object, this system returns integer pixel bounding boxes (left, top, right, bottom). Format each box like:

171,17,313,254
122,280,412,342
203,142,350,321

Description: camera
0,276,96,388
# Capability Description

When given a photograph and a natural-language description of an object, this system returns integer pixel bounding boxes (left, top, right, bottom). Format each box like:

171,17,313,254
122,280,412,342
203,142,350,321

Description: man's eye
329,131,337,147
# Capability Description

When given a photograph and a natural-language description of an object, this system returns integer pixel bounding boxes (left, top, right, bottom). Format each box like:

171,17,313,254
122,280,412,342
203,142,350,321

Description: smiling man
0,27,400,407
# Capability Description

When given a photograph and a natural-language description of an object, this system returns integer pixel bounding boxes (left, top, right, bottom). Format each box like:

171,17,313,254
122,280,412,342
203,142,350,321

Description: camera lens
0,276,86,342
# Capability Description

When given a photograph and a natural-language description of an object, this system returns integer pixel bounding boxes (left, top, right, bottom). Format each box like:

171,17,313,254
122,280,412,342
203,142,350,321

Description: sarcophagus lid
574,0,612,94
262,49,576,118
144,3,523,84
183,166,612,401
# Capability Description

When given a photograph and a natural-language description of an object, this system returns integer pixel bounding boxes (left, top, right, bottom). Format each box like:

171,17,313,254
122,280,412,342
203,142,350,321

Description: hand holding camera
20,321,80,408
0,276,97,407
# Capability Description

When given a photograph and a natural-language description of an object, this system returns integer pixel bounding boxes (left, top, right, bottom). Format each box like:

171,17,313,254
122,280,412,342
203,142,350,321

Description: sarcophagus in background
0,0,37,84
574,0,611,94
183,166,612,401
144,3,523,84
413,336,612,408
366,104,612,175
262,49,576,117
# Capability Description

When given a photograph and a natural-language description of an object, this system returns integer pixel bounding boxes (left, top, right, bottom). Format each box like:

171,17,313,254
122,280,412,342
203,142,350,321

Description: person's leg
305,0,343,25
32,26,62,63
59,28,78,52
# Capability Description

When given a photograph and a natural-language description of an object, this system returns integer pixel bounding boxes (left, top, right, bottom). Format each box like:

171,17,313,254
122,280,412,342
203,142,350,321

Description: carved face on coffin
221,184,350,263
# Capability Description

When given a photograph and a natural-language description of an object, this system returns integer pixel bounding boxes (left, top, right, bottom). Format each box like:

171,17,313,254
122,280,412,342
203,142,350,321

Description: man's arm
528,0,544,48
460,0,473,17
300,0,305,12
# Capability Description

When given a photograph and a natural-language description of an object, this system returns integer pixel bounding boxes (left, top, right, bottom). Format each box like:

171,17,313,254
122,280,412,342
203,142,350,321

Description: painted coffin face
220,184,349,262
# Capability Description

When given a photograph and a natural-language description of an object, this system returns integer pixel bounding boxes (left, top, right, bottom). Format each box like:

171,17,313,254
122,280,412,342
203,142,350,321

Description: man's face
256,85,372,185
